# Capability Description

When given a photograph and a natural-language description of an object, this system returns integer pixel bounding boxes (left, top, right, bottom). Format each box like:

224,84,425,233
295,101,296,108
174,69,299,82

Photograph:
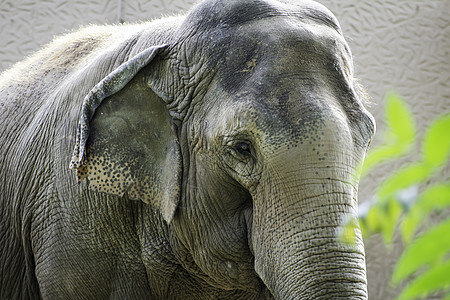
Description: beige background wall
1,0,449,298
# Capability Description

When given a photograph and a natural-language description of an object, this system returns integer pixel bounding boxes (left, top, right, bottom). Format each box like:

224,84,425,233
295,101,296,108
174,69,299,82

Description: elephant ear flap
70,44,182,223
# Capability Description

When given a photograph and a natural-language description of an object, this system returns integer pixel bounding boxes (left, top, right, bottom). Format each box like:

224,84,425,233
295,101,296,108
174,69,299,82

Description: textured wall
1,0,449,298
0,0,198,70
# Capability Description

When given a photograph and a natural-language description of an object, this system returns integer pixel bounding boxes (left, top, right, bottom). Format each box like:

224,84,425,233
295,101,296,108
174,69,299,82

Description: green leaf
422,113,450,169
365,203,384,233
400,205,424,244
359,92,416,179
396,259,450,300
356,93,450,300
361,145,406,178
393,218,450,284
358,218,369,238
356,199,404,243
416,182,450,210
377,163,432,201
381,198,403,244
339,217,359,245
401,183,450,243
385,91,416,146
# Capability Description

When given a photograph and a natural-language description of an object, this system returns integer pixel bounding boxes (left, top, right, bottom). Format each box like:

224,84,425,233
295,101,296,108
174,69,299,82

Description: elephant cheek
251,164,367,299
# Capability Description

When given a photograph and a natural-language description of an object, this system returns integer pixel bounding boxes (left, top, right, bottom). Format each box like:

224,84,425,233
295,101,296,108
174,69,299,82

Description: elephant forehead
178,0,350,86
204,14,353,95
180,0,341,36
211,34,352,134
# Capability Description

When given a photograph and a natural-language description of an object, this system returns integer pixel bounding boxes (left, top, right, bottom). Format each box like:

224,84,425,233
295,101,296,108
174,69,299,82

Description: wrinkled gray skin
0,0,375,299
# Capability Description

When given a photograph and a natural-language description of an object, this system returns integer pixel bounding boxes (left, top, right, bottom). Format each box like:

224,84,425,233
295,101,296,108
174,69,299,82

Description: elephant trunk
251,144,368,299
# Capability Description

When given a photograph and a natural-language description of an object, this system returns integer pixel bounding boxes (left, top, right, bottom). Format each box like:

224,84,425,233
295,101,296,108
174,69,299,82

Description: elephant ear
70,45,182,223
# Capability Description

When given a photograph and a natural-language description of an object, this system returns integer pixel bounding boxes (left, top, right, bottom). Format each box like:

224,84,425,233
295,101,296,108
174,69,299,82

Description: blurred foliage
341,92,450,300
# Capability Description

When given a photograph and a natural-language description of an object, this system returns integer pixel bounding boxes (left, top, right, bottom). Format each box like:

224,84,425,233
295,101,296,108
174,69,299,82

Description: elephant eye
235,142,251,155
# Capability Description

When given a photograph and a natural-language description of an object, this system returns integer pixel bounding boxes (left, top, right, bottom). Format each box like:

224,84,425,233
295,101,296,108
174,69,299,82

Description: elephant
0,0,375,298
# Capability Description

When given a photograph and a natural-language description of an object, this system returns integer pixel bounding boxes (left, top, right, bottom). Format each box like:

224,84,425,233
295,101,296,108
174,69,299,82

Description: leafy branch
341,92,450,300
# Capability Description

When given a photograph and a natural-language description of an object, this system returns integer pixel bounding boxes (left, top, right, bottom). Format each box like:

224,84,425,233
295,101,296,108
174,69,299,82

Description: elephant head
71,0,374,298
